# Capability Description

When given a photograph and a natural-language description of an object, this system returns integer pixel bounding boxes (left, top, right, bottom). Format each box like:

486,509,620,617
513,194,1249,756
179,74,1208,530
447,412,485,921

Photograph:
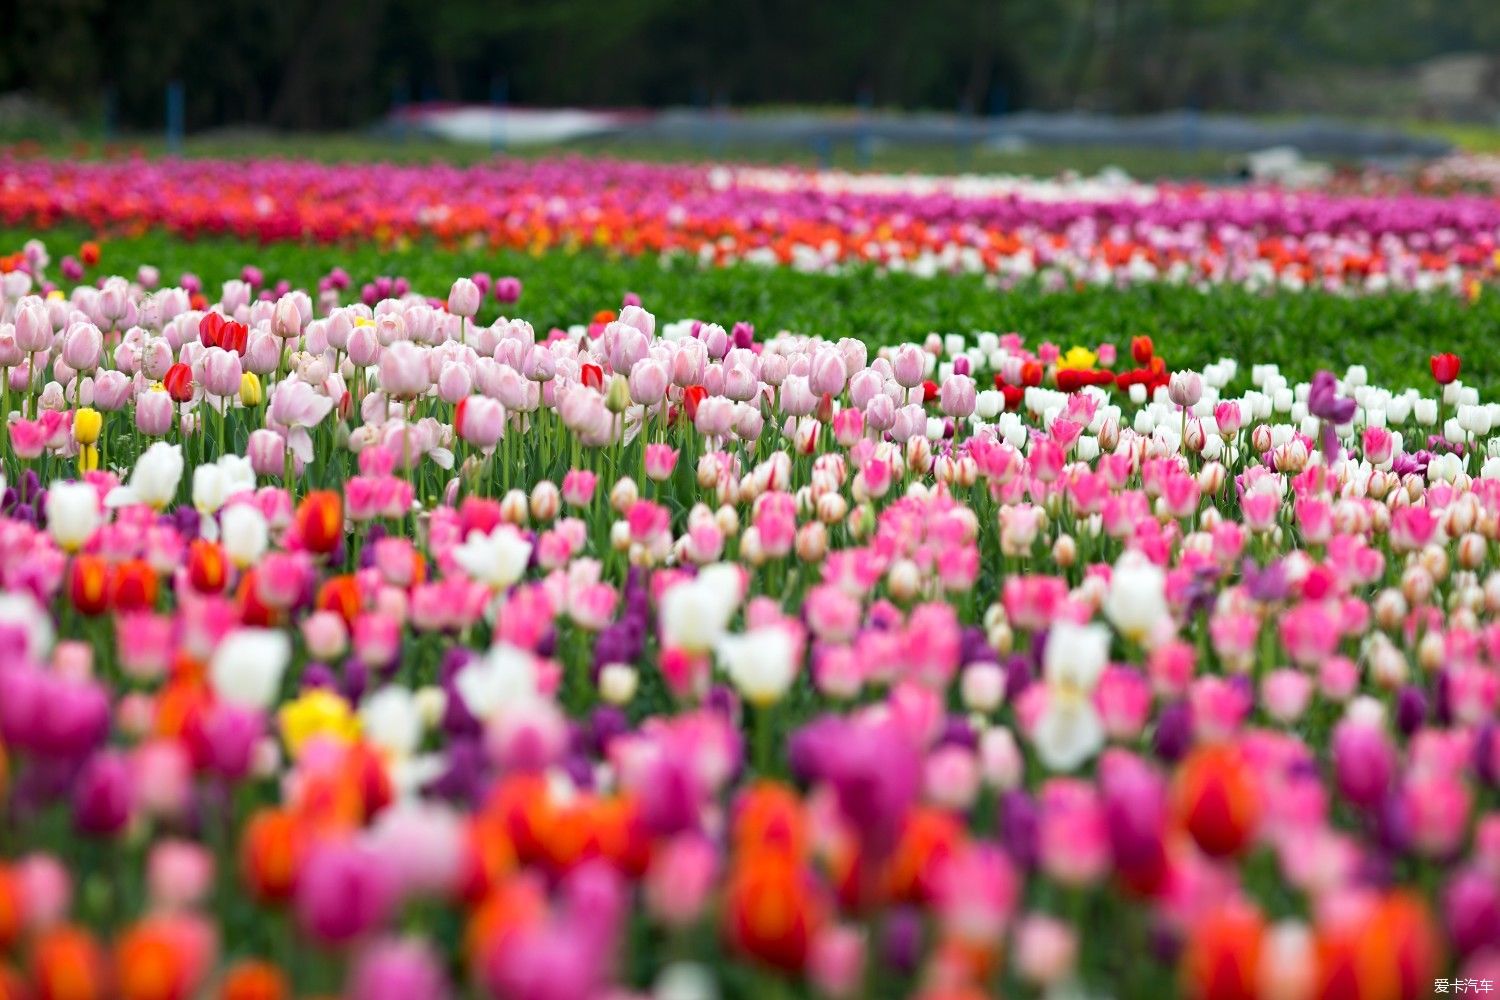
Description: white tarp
396,107,627,146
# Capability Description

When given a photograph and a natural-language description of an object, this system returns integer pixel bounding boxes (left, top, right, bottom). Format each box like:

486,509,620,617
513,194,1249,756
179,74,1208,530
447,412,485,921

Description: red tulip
1131,335,1154,365
1430,353,1461,386
221,321,249,356
682,385,708,422
108,559,159,612
199,312,225,348
163,363,194,403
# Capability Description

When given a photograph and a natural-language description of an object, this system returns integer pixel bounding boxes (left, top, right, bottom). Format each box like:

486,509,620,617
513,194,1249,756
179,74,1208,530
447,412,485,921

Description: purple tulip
72,750,134,836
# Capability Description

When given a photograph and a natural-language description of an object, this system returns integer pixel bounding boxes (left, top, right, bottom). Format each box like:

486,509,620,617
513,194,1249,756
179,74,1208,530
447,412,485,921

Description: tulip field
0,153,1499,1000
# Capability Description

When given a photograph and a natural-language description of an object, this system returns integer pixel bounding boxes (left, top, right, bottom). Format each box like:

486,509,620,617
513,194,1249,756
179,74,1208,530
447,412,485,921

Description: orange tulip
1314,892,1442,1000
152,678,210,745
68,555,110,616
0,866,23,951
113,922,188,1000
883,808,964,905
731,782,807,861
31,925,107,1000
723,853,824,972
465,878,548,979
487,774,561,868
218,961,287,1000
314,575,362,627
457,814,518,903
1180,901,1265,1000
1174,745,1261,859
294,491,342,555
238,810,304,904
186,540,228,594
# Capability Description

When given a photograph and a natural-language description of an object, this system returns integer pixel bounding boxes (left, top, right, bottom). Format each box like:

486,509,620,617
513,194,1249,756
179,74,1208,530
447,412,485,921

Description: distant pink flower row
2,156,1498,292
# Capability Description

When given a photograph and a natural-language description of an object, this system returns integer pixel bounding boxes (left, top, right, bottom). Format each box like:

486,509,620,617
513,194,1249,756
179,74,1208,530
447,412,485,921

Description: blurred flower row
2,156,1499,293
0,242,1496,998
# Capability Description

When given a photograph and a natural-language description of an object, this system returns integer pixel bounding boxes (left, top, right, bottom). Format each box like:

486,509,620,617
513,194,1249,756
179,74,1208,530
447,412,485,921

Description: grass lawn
3,225,1491,397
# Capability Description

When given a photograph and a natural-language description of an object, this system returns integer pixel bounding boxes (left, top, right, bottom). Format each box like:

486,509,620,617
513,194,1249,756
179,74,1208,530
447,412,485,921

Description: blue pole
165,81,184,155
102,86,117,144
393,82,410,144
712,91,728,160
856,87,874,169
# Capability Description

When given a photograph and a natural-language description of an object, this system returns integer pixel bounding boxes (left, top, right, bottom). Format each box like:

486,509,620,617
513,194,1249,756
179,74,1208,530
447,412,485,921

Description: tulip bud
605,375,631,414
1418,544,1450,583
887,559,920,603
517,481,556,523
1458,532,1488,570
609,476,639,514
795,522,827,562
1372,589,1407,631
500,489,529,526
599,664,638,705
1401,566,1434,607
1417,631,1444,672
960,663,1005,713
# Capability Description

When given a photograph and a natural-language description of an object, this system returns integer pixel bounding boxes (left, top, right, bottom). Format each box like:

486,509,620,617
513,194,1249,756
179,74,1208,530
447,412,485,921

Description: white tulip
106,441,184,509
220,503,269,568
453,643,537,722
210,629,290,709
45,480,100,552
718,626,798,707
1031,621,1109,772
452,524,533,590
1103,554,1169,644
360,686,424,758
659,563,741,654
193,454,256,515
0,592,54,660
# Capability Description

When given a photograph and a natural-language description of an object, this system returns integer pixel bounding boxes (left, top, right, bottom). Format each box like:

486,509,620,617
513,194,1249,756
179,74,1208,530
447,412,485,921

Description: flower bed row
2,155,1499,293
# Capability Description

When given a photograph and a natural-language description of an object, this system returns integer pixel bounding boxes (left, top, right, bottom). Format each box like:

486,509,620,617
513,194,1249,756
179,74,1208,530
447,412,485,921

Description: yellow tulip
73,407,102,445
239,372,264,406
1056,346,1099,372
278,689,360,758
76,444,99,474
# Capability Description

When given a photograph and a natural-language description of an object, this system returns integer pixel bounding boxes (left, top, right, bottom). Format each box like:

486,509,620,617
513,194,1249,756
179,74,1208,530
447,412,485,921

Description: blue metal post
165,81,185,155
393,82,410,144
856,86,874,168
102,86,117,145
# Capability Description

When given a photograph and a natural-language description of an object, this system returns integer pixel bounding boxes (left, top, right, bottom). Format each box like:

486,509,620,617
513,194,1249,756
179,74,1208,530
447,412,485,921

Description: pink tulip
61,322,102,372
643,444,678,482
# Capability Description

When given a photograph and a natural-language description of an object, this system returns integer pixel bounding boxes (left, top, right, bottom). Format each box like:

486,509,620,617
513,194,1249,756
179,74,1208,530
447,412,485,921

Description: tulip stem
754,703,775,776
